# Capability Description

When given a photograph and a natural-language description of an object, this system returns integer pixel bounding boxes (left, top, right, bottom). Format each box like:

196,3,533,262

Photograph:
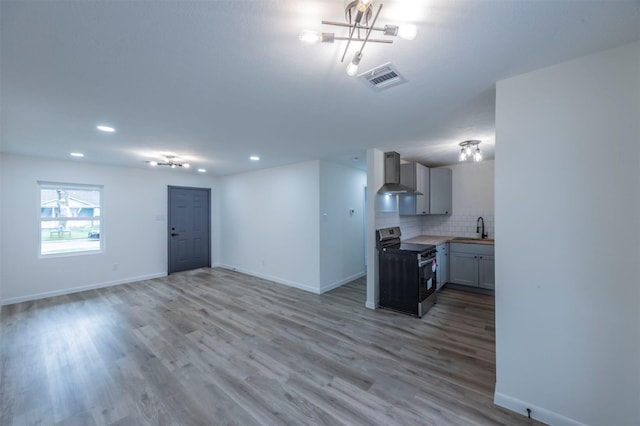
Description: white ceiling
2,0,639,175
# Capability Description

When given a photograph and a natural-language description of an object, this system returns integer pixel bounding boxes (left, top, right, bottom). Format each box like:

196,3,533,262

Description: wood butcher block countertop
403,235,495,246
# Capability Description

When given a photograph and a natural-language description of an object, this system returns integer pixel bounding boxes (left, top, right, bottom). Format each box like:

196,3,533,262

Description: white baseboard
365,300,377,309
494,392,585,426
216,264,321,294
0,272,167,306
319,271,365,294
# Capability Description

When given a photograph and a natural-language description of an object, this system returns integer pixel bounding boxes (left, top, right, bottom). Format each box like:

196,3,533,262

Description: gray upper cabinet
429,168,452,215
399,163,429,215
399,163,452,216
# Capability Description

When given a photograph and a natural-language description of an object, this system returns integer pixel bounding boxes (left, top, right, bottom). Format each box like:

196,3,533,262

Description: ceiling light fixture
147,156,190,168
458,140,482,162
96,125,115,133
197,168,207,173
249,156,260,161
299,0,417,76
70,152,84,157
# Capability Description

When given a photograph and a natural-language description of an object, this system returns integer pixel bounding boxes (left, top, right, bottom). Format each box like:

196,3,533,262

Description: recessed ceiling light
70,152,84,157
250,156,260,161
96,125,115,132
197,168,207,173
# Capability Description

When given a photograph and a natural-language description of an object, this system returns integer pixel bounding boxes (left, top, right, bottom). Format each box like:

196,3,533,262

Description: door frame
167,185,212,274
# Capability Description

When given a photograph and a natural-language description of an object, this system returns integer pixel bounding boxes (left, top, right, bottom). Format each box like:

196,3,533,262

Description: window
39,183,103,256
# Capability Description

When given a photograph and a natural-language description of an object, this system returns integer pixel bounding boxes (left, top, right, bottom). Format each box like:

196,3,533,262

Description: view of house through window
40,183,103,255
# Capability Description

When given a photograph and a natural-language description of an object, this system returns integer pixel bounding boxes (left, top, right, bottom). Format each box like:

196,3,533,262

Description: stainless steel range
376,226,437,317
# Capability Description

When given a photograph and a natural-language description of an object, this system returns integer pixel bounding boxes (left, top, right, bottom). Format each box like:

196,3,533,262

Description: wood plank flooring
0,268,543,425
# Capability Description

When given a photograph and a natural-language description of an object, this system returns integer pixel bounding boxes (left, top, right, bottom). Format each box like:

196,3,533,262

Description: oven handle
418,256,436,268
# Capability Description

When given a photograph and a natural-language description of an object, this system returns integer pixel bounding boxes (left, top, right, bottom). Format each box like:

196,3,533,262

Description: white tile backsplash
375,195,494,240
421,209,494,239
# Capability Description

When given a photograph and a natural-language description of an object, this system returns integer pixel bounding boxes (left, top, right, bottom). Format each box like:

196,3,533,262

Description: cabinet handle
474,256,477,259
480,256,483,259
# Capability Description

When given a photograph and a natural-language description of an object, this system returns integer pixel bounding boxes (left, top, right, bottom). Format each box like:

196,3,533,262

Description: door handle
171,233,179,236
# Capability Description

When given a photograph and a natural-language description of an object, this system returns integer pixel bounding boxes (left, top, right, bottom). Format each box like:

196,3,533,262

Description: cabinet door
416,164,429,214
399,194,416,216
429,168,452,214
435,249,443,290
399,163,429,215
450,251,478,287
440,244,448,284
400,163,417,190
478,255,495,290
435,243,447,290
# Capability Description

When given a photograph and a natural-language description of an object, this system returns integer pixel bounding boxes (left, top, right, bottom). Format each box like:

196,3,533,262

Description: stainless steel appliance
376,226,437,317
377,151,422,195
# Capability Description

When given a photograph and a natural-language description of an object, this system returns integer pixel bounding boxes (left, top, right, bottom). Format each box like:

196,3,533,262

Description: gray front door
168,186,211,274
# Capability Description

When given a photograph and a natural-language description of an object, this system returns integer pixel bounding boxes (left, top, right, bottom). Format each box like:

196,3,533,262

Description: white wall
0,154,217,304
366,148,384,309
319,160,366,293
0,153,3,305
451,160,494,212
216,161,321,293
494,42,640,426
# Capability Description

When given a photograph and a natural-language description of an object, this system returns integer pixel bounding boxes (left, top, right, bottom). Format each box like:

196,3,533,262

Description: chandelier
299,0,417,76
148,156,190,168
458,140,483,162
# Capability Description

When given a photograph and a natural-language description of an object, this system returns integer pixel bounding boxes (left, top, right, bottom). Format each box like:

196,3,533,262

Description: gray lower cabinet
478,255,495,290
435,243,448,290
449,243,495,289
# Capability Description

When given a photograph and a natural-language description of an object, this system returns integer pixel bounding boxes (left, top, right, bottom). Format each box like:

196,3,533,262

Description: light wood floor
1,268,542,426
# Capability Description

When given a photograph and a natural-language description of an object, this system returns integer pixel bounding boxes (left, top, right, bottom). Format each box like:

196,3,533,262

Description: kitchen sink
451,237,495,242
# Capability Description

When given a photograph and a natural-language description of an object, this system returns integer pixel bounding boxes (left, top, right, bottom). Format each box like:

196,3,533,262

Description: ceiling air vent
358,62,407,91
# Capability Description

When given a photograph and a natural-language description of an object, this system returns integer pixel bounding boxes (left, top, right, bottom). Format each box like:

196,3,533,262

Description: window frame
38,181,104,257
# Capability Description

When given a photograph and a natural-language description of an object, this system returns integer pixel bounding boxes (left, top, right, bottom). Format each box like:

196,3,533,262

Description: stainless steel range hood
377,151,422,195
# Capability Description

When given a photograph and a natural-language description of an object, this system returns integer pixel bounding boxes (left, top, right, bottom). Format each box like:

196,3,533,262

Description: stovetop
380,242,436,254
376,227,436,256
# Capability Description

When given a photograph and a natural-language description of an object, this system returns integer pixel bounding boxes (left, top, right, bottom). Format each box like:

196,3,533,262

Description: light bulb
474,148,482,162
149,161,158,166
299,30,320,44
398,24,417,40
357,1,369,13
183,163,190,168
171,164,176,168
346,63,359,76
346,52,362,77
459,149,467,162
465,145,472,156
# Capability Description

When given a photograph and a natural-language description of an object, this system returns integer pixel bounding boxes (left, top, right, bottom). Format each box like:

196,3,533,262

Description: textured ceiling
2,0,639,175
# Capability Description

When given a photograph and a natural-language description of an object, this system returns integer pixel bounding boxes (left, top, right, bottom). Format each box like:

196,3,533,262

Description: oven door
418,255,436,303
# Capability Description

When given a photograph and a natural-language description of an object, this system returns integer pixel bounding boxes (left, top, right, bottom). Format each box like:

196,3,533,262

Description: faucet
476,217,488,239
